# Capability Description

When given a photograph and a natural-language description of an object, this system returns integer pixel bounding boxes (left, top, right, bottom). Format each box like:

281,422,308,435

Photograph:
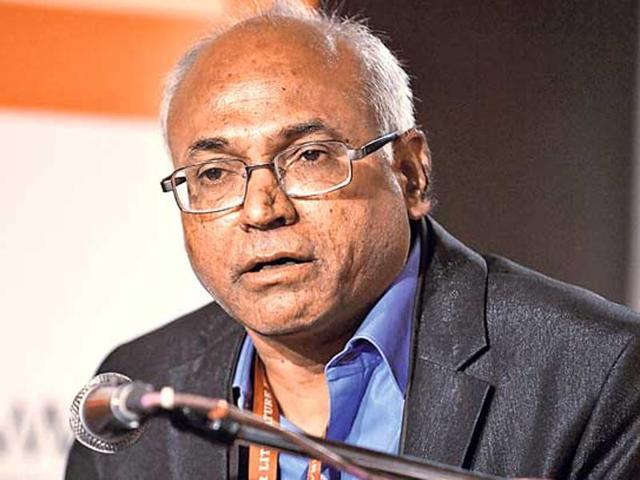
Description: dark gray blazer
66,219,640,479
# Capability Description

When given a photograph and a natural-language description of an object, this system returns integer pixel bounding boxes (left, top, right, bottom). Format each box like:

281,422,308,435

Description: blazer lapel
402,218,494,468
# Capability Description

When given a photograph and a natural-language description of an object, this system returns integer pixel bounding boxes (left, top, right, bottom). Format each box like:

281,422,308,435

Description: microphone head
69,372,145,454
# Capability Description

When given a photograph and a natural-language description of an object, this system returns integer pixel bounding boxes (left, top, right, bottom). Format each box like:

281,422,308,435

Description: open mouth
248,257,311,273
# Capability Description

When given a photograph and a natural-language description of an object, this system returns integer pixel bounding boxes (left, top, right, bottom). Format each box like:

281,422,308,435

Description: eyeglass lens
173,141,351,212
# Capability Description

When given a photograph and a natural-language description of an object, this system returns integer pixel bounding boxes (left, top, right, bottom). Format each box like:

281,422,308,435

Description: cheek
354,169,411,273
182,215,232,294
304,177,410,295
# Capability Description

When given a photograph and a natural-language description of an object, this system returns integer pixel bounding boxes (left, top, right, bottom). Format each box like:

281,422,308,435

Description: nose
239,164,298,231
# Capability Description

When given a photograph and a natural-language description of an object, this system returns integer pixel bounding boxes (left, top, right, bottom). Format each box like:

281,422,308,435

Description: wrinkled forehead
206,16,343,72
167,17,376,158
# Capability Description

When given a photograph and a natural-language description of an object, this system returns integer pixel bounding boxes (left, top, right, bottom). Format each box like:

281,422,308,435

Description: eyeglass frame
160,130,401,214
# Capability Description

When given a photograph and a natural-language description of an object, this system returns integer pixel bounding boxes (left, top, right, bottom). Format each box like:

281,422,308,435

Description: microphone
68,375,519,479
69,372,155,454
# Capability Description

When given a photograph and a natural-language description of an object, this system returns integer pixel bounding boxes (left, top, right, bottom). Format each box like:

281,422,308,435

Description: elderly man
66,2,640,480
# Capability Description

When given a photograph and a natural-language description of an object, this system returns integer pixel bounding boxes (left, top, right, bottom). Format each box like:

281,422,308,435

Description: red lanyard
249,358,323,480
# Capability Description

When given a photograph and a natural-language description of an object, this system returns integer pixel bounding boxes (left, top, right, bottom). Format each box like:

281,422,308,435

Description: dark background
334,0,638,305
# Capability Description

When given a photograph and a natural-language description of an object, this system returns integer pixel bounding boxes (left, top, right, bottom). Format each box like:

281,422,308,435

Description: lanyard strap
249,358,323,480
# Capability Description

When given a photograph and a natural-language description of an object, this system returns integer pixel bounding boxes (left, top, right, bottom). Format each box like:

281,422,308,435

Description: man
66,2,640,479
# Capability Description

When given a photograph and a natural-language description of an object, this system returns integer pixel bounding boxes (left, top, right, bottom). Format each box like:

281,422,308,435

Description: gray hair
160,0,416,146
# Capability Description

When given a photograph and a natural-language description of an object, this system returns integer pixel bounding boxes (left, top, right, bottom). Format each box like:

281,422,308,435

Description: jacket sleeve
65,440,99,480
570,335,640,479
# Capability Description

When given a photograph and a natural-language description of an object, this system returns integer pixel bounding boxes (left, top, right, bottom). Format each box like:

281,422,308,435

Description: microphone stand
143,389,507,480
196,417,504,480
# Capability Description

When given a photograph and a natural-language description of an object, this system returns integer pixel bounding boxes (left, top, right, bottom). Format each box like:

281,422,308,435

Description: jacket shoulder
483,254,640,363
485,254,639,330
97,302,242,380
467,254,640,478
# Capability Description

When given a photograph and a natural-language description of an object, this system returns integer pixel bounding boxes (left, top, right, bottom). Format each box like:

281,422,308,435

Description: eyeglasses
160,131,400,214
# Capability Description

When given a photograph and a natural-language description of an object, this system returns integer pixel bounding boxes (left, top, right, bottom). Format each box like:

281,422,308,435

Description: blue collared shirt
232,239,420,479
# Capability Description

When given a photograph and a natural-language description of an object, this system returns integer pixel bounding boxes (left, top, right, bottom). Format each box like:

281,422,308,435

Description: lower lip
240,261,316,288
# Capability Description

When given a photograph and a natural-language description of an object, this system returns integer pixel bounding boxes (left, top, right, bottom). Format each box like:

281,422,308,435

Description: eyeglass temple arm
354,131,400,160
160,176,187,193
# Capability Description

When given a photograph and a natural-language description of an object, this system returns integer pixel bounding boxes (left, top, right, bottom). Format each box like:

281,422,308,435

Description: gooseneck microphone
69,374,515,479
69,372,155,454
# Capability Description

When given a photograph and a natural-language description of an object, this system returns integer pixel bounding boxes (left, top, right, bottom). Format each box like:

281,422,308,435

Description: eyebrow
278,120,344,143
187,137,228,157
185,119,345,158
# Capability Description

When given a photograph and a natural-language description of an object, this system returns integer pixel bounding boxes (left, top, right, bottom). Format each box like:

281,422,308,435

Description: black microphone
69,372,155,454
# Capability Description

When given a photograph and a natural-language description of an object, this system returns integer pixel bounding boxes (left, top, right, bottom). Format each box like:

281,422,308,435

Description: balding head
167,15,376,161
161,1,416,153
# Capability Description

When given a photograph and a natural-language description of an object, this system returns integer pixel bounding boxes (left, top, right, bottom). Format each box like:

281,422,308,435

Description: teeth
261,261,297,270
254,259,302,271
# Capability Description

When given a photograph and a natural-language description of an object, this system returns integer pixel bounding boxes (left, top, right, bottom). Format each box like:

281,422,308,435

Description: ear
391,128,433,220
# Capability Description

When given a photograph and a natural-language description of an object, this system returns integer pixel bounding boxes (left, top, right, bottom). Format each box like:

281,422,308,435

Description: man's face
167,20,426,342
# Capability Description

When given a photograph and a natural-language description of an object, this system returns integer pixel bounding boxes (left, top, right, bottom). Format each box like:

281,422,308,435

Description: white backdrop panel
0,110,210,480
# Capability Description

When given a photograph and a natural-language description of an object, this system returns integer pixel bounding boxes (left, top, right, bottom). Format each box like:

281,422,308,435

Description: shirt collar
232,236,421,405
330,235,420,394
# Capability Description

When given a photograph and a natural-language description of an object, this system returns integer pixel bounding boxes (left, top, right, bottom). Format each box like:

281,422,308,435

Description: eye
298,147,329,162
198,168,222,180
197,166,225,181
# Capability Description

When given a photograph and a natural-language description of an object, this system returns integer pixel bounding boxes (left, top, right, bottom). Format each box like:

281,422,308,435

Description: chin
239,311,321,337
233,298,331,338
246,321,312,337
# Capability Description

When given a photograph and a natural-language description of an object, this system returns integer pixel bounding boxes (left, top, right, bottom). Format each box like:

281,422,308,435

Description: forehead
167,18,377,160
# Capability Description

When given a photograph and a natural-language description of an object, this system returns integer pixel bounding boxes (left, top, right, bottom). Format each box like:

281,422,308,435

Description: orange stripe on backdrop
0,0,317,118
0,2,211,117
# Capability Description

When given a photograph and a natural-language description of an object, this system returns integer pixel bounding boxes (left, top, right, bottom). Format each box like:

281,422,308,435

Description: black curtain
331,0,638,305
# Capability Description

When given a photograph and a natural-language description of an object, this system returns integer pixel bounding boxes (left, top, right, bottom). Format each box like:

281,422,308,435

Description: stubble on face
168,18,412,346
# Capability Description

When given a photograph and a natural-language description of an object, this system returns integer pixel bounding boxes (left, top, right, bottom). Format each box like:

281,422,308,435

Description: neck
247,326,356,436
